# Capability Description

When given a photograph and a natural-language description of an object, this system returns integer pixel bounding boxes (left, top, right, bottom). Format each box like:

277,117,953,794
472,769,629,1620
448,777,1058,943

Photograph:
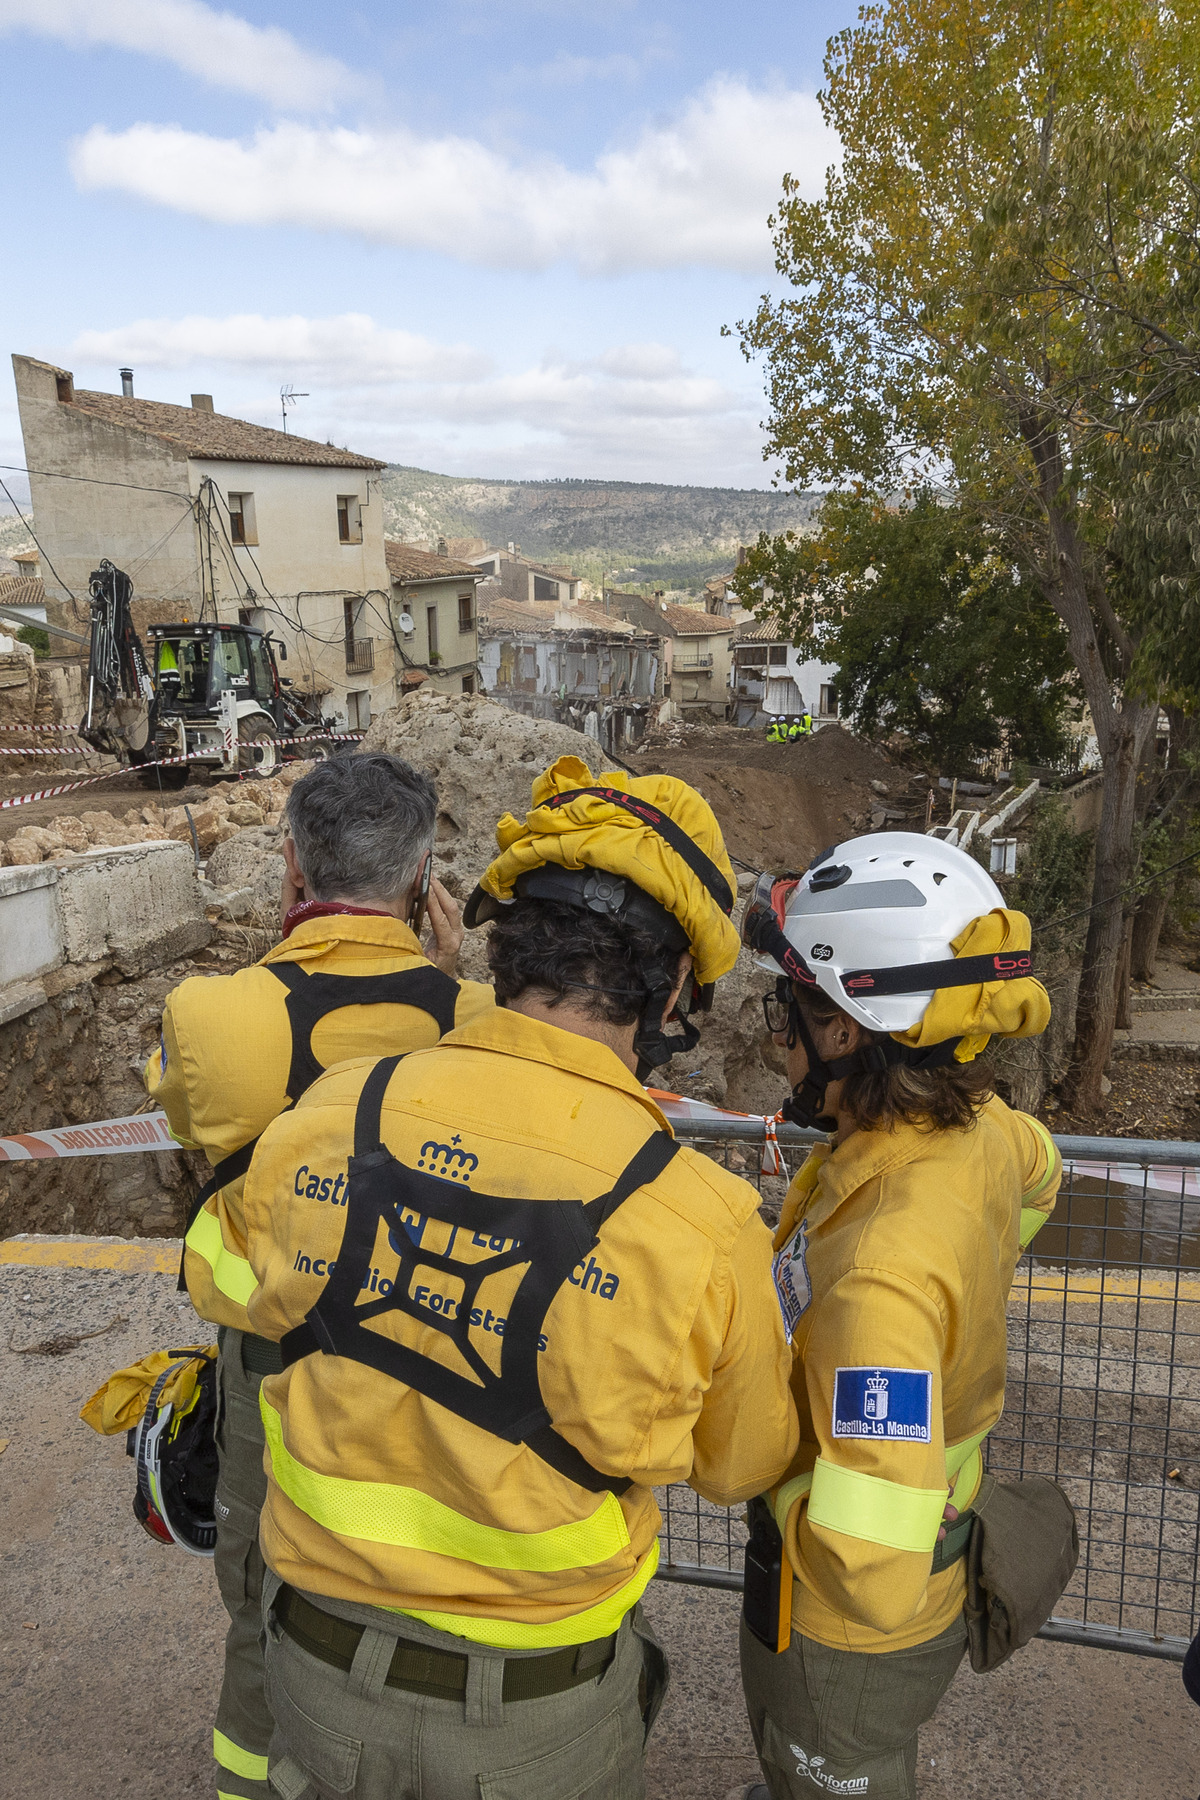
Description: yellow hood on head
893,908,1051,1063
480,755,741,986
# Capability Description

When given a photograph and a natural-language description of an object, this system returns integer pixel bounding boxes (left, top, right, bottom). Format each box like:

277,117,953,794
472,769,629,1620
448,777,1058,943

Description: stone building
384,541,481,698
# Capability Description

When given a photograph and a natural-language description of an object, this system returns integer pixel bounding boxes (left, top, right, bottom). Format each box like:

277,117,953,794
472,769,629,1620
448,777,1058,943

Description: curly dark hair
487,898,682,1025
795,984,994,1133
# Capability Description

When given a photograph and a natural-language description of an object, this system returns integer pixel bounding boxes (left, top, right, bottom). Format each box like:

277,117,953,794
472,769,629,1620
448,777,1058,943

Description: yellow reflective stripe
807,1456,947,1553
773,1471,812,1540
399,1541,659,1648
213,1730,268,1782
261,1396,631,1573
186,1207,258,1307
1023,1117,1061,1204
1020,1205,1049,1248
944,1427,988,1483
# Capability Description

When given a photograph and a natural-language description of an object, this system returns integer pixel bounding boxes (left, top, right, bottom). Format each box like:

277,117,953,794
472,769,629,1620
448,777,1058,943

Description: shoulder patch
772,1219,812,1342
832,1367,932,1443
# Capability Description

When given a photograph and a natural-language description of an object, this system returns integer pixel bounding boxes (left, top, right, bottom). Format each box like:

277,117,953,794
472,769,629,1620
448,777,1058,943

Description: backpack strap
281,1067,681,1499
269,962,460,1100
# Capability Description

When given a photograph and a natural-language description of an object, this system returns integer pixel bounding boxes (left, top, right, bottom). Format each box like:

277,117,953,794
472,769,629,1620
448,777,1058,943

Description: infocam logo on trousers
790,1746,868,1794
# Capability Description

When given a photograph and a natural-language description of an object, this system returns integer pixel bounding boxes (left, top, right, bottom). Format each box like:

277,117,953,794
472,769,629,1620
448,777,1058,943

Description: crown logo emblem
417,1138,478,1182
863,1374,889,1420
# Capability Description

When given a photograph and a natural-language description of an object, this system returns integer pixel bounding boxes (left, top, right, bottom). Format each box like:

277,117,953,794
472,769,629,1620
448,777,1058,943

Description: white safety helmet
743,832,1010,1033
128,1350,218,1556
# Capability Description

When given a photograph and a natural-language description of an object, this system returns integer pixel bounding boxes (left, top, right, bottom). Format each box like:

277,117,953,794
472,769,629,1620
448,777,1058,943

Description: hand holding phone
410,853,433,939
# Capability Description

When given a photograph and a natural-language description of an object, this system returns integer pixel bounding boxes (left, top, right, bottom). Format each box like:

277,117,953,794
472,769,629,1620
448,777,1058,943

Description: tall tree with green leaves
736,0,1200,1108
734,490,1077,773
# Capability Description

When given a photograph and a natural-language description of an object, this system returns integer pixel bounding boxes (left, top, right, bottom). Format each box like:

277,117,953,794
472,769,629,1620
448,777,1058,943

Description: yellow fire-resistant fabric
80,1345,216,1435
242,1004,797,1647
144,913,494,1332
260,1394,631,1571
893,908,1051,1062
772,1095,1061,1653
478,755,740,986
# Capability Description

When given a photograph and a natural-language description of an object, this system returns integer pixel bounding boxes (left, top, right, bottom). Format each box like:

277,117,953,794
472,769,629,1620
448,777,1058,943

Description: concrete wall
14,356,199,607
0,840,211,1020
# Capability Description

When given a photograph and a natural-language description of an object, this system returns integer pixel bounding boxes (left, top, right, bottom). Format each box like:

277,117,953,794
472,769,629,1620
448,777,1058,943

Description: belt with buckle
273,1584,617,1702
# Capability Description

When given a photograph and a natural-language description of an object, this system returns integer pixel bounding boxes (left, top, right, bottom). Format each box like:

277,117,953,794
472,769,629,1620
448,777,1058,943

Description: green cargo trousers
738,1613,967,1800
212,1327,275,1800
260,1570,669,1800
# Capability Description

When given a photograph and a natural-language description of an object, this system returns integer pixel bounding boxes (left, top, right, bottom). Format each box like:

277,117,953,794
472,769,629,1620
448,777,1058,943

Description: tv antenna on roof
280,385,309,433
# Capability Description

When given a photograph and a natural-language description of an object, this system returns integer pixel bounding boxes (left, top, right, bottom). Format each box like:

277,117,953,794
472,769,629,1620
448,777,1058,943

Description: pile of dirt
629,723,926,871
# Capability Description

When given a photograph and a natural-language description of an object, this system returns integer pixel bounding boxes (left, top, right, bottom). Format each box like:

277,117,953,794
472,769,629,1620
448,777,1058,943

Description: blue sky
1,0,855,494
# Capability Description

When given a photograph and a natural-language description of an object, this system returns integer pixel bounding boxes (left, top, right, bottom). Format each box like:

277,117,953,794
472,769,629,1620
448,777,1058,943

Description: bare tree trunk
1114,919,1133,1031
1068,705,1158,1109
1131,885,1171,983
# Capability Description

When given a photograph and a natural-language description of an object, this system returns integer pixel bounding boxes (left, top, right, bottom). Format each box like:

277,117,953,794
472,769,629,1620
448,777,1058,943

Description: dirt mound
629,725,922,872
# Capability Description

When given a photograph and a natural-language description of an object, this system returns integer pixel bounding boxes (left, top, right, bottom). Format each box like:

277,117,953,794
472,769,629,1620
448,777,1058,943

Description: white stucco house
731,615,840,727
12,354,395,728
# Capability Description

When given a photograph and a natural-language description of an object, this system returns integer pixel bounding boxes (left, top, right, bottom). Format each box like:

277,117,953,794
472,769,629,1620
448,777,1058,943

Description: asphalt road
3,1250,1199,1800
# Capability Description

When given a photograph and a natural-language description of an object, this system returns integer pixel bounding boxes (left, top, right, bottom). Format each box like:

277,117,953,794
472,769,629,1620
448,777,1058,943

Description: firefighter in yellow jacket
240,756,799,1800
145,753,493,1800
730,832,1061,1800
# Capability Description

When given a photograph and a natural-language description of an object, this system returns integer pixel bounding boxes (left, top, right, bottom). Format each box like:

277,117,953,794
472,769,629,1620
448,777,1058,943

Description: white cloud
71,77,835,273
0,0,356,108
57,312,764,482
70,313,488,384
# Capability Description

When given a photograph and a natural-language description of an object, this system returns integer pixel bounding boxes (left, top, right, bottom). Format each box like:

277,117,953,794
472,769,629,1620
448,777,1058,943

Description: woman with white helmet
729,832,1063,1800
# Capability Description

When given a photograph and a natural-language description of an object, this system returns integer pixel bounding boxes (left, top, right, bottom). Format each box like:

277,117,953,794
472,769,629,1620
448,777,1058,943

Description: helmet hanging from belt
741,832,1051,1128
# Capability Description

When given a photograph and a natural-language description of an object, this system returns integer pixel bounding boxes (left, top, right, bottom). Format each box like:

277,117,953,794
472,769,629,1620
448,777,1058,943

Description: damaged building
477,592,660,752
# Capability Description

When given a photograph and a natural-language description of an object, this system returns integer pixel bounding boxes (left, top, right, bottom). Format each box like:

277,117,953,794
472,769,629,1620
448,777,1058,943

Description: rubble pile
0,763,314,871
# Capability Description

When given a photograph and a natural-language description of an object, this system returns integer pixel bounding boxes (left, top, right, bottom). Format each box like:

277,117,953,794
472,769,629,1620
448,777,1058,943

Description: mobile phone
410,855,433,938
743,1495,793,1653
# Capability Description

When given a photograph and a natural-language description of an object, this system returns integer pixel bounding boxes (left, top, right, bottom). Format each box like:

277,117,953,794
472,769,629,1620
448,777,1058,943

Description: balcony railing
345,636,375,675
673,654,714,672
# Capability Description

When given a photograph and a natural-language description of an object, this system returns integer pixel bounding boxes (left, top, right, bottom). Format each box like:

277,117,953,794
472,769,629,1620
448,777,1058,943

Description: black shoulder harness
280,1054,680,1496
179,962,460,1290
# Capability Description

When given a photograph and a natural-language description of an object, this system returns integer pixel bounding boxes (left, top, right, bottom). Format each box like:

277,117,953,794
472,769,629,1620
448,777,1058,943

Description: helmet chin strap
780,1004,965,1130
633,976,702,1083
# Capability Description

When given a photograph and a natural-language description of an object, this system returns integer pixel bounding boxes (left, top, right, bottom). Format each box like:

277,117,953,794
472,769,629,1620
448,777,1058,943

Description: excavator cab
151,625,279,719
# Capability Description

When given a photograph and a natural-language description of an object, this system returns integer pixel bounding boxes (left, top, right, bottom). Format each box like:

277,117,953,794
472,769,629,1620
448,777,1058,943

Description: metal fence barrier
655,1119,1200,1663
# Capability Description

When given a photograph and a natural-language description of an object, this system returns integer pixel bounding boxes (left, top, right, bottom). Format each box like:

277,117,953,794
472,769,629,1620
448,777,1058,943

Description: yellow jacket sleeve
689,1213,799,1507
1016,1112,1061,1247
786,1265,948,1637
143,994,200,1149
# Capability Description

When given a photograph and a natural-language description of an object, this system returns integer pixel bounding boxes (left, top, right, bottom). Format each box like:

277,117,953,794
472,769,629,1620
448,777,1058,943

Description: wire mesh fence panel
655,1123,1200,1655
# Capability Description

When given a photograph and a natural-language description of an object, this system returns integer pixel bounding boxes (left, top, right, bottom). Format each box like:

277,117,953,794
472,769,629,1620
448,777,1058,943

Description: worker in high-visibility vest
788,710,812,741
145,753,493,1800
766,716,787,743
731,833,1061,1800
240,757,799,1800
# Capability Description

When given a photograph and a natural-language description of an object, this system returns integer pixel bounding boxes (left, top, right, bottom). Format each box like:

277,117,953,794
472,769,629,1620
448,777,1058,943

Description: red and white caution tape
0,743,104,756
0,722,96,734
0,1110,178,1162
0,734,365,811
1,1096,1197,1201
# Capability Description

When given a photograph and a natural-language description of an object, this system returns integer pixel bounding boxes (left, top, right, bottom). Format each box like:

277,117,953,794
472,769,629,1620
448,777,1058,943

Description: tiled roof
0,574,47,610
660,603,729,636
478,594,646,636
385,541,480,580
64,389,385,469
736,613,785,642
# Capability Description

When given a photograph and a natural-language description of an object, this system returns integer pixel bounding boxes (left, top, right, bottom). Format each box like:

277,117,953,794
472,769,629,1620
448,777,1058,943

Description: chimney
120,367,134,398
191,393,214,412
437,536,448,556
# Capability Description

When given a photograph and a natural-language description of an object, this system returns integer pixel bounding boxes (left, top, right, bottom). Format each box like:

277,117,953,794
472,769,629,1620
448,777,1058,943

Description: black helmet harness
741,864,1036,1129
464,786,735,1081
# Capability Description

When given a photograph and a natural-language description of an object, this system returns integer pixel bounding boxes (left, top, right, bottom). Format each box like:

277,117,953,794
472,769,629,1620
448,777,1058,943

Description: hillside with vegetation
379,466,818,590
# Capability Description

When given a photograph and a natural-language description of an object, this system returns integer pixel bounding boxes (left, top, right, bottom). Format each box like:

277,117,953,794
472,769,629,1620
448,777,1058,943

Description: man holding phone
146,752,494,1800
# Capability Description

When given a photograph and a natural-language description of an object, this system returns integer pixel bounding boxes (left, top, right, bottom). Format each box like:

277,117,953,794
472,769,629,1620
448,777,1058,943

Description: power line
0,477,81,607
0,462,192,501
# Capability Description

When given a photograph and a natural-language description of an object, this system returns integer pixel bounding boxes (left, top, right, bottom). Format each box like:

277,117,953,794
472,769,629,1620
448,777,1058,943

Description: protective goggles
740,870,817,989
